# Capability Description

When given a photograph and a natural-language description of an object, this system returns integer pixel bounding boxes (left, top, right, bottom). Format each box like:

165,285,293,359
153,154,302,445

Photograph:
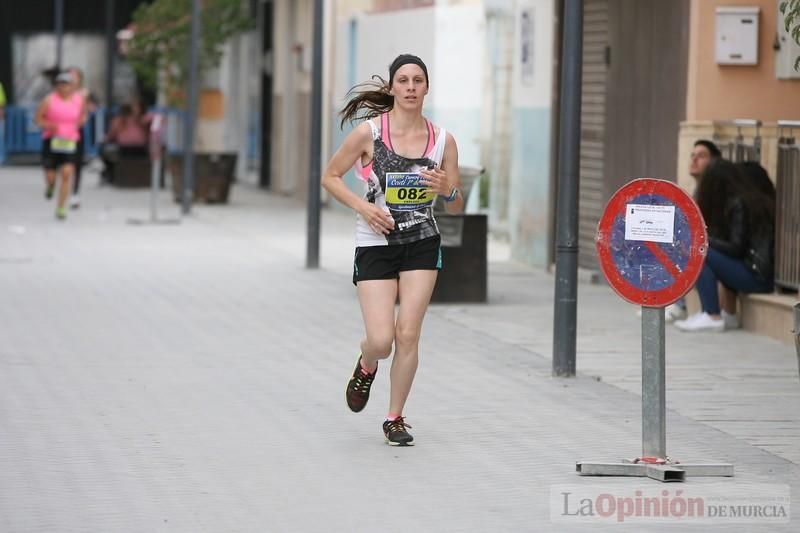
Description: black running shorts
42,138,79,170
353,235,442,285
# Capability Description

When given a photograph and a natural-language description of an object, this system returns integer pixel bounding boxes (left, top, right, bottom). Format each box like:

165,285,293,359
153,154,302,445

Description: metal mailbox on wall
715,6,760,65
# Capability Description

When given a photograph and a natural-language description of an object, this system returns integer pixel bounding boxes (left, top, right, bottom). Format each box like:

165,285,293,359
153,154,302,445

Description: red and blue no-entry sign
595,179,707,307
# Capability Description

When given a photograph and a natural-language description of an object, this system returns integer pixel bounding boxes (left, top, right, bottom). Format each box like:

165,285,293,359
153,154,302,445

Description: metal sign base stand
576,307,734,482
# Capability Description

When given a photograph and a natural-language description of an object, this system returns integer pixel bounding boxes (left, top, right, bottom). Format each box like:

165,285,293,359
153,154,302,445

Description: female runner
321,54,464,445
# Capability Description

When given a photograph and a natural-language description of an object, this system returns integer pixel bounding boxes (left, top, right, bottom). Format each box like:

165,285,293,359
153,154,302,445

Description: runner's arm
440,132,464,214
34,97,54,131
322,121,394,233
321,122,373,211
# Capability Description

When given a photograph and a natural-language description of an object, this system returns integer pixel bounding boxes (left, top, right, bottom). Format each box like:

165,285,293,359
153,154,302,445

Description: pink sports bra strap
425,120,435,157
380,113,392,150
381,113,436,158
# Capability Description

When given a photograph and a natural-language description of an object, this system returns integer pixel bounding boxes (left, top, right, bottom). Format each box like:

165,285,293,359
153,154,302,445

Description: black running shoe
45,184,55,199
346,355,376,413
383,417,414,446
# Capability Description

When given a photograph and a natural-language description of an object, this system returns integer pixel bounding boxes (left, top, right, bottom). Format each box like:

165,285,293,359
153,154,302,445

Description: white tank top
353,113,448,247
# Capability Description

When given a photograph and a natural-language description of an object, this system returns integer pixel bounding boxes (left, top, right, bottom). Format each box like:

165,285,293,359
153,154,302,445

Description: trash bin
169,152,237,203
430,166,488,303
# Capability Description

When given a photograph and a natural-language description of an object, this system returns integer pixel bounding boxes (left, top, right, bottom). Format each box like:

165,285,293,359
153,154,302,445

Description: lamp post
306,0,324,269
552,0,583,377
182,0,201,215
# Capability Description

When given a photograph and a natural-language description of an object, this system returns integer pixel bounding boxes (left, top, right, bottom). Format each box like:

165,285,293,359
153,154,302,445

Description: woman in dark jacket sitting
675,159,775,332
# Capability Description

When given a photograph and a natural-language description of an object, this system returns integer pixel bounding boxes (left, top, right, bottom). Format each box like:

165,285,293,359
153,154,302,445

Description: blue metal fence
0,105,104,163
2,104,259,165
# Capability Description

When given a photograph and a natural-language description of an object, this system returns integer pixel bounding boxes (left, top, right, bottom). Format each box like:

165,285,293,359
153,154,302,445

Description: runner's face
390,64,427,110
55,81,72,97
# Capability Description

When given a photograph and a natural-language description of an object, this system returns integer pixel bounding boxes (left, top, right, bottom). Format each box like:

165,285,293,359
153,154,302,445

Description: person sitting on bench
101,100,151,183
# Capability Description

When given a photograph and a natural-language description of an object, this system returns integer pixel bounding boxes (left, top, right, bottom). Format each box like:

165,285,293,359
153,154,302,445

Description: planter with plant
127,0,252,203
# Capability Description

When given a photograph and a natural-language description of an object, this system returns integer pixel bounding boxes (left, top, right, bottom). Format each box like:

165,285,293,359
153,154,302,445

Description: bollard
794,303,800,382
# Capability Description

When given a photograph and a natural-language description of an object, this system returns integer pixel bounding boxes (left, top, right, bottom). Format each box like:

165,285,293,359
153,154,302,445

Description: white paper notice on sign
624,204,675,243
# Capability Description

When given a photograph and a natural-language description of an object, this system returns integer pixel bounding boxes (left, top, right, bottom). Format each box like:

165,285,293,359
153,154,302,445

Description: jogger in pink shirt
35,71,86,220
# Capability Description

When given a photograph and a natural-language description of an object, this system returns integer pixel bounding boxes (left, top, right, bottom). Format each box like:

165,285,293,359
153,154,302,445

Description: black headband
389,54,429,85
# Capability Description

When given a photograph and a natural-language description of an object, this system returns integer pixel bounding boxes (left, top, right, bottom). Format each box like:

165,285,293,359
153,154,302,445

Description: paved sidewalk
0,166,798,531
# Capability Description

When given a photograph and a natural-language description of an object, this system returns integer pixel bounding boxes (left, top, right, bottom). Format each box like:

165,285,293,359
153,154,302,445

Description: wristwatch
443,186,460,202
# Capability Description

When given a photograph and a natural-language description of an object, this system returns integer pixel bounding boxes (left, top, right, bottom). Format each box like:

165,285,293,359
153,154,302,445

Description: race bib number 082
385,172,433,211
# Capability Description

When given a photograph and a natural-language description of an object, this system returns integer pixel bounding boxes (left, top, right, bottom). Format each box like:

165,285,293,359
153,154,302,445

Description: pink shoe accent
386,413,401,421
359,358,377,375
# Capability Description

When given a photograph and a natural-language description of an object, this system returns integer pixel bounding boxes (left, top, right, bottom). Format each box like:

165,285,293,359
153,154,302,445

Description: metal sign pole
149,116,163,223
641,306,666,458
127,114,180,226
576,304,734,481
150,159,160,222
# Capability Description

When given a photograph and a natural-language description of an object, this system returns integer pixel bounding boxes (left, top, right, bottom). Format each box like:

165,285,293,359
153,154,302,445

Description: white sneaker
674,312,725,332
722,310,740,330
69,195,81,209
665,303,688,322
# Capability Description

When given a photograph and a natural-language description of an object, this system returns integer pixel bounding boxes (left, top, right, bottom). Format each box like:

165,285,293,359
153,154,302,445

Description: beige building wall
679,0,800,191
686,0,800,121
270,0,313,196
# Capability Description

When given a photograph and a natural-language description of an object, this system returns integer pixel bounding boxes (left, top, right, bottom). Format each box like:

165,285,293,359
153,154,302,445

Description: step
685,289,798,344
740,291,799,344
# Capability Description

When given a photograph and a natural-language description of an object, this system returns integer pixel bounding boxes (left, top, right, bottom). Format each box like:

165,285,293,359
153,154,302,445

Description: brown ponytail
339,75,393,129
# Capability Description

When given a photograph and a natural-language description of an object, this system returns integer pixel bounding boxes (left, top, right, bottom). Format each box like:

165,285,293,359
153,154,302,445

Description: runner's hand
420,166,450,196
358,202,395,235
